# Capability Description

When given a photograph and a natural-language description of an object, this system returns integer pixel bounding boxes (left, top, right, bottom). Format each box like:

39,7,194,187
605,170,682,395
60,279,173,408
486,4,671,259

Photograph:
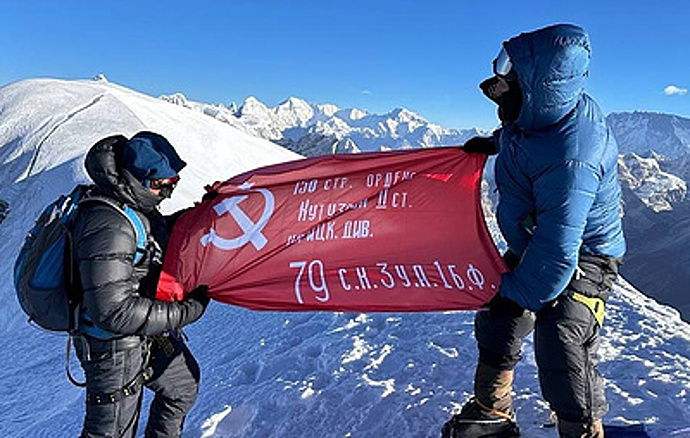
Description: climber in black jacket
72,131,209,438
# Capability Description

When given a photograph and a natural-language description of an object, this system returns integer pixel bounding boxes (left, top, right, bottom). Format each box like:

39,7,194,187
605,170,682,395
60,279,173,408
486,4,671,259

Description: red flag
157,147,506,311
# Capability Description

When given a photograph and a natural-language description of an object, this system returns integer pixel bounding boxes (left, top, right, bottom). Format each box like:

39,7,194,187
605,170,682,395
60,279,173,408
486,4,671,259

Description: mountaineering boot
441,398,520,437
557,417,604,438
441,362,519,437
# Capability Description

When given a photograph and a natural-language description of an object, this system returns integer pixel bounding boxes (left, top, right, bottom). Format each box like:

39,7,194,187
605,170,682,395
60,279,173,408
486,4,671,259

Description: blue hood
504,24,591,131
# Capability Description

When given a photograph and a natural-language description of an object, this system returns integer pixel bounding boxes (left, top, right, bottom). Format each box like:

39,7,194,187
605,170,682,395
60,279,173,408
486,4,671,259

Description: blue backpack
14,185,147,333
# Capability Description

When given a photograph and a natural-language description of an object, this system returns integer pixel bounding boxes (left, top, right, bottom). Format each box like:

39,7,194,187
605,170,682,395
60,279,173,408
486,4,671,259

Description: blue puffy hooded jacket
493,24,626,311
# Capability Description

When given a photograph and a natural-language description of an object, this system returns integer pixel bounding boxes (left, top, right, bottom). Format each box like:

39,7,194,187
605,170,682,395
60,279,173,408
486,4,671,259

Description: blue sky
1,0,688,130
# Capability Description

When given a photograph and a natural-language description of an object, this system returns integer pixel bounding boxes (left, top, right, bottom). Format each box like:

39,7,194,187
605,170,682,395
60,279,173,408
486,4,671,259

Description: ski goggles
493,46,513,77
148,175,180,190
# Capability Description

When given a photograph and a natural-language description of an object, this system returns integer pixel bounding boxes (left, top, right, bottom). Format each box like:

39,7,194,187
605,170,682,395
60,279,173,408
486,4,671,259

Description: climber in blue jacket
443,24,626,438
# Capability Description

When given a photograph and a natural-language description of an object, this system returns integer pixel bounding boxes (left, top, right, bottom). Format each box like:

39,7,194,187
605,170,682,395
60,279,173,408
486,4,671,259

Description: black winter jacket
73,135,201,337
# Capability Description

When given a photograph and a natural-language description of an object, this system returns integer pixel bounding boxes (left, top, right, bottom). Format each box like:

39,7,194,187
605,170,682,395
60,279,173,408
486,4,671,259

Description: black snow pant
74,331,200,438
474,254,620,423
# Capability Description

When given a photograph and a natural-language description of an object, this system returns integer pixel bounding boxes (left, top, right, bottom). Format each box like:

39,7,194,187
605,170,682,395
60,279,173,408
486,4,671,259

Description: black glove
201,189,219,202
165,206,194,228
187,285,210,305
502,250,520,271
462,136,497,155
178,285,210,327
488,293,525,318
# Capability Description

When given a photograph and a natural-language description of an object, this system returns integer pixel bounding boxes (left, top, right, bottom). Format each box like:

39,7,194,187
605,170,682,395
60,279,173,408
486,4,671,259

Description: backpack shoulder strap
78,194,148,264
121,206,147,264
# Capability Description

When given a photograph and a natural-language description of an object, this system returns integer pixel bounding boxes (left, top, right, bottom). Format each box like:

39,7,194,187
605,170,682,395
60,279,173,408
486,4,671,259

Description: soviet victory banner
157,147,506,312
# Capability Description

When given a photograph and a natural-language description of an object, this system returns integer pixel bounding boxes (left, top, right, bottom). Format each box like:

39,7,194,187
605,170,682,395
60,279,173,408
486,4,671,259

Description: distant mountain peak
316,103,340,118
388,107,425,123
239,96,270,113
274,97,315,127
279,96,309,107
336,107,368,121
228,96,485,156
619,153,687,211
608,111,690,160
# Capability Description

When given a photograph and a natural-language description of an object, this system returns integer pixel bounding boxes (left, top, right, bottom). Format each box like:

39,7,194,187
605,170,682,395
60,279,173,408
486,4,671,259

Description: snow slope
1,79,689,437
2,280,689,437
0,77,300,330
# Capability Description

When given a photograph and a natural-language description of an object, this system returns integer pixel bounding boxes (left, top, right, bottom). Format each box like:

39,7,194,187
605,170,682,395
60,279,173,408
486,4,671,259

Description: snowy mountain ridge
618,153,687,212
607,111,690,161
608,111,690,199
1,78,689,437
605,112,690,320
160,93,485,156
163,94,690,202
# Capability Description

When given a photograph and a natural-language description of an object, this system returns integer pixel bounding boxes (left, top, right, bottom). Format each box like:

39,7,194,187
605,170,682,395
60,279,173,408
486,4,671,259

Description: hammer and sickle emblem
200,188,275,251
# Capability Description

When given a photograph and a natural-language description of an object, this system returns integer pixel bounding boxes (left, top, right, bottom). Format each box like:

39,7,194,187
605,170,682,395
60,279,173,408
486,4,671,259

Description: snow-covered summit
619,153,687,211
335,107,368,121
1,79,689,437
274,96,318,127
